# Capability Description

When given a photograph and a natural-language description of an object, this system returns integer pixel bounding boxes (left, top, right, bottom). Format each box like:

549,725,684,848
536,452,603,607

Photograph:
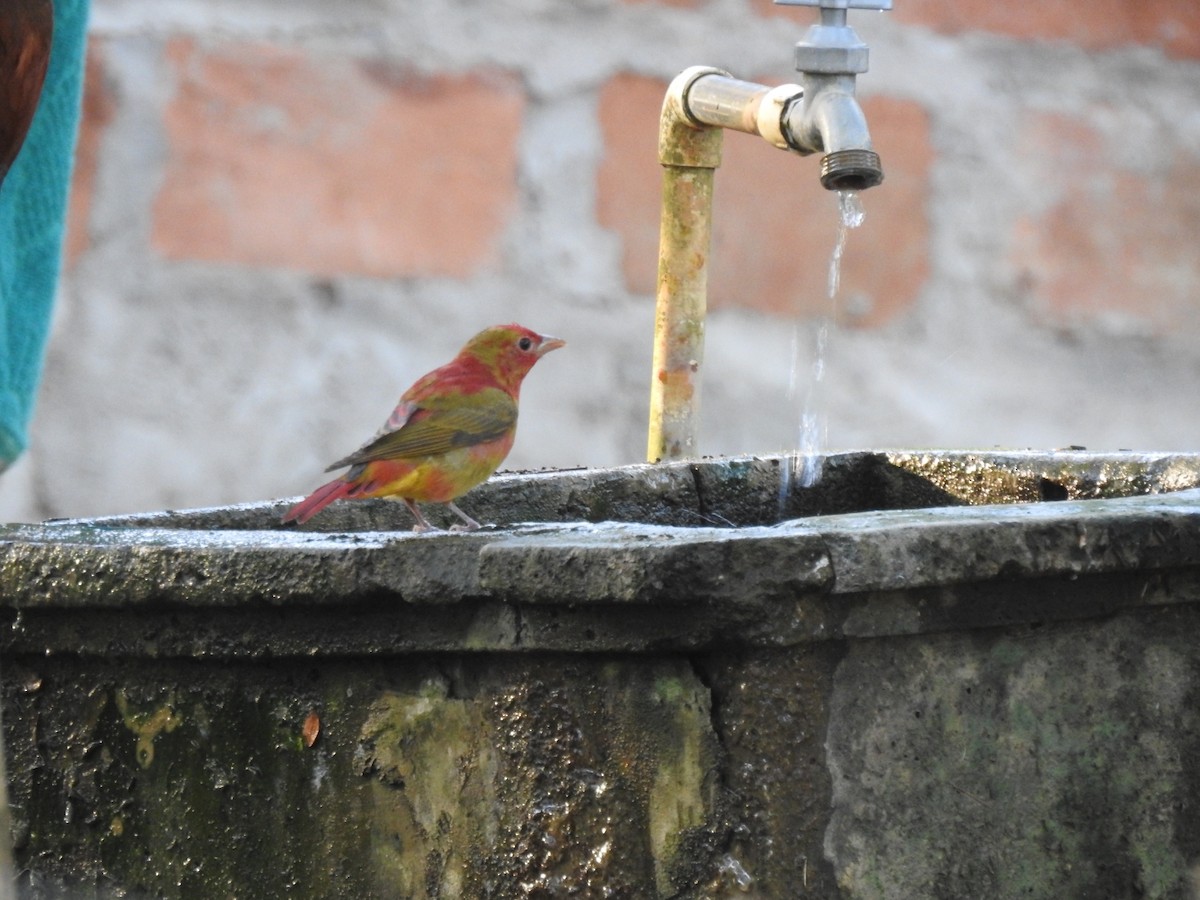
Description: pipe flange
755,83,804,151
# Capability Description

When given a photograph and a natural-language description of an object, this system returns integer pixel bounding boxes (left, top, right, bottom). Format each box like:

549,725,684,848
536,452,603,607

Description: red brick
895,0,1200,60
153,40,524,278
1009,112,1200,333
597,73,931,326
66,41,115,267
752,0,1200,59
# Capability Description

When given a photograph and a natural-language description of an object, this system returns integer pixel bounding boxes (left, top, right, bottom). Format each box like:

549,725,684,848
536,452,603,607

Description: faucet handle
785,0,890,75
774,0,893,9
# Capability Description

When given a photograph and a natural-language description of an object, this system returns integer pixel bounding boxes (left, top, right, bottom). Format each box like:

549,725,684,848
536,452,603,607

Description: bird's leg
404,499,440,533
446,501,483,532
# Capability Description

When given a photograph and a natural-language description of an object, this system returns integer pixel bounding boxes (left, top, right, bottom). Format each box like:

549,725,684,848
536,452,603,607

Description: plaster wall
1,0,1198,521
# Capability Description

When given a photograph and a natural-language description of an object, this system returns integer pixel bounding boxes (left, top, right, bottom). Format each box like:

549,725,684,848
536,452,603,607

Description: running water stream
780,191,865,505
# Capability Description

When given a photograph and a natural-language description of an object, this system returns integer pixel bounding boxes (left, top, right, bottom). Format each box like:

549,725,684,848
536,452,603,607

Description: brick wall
2,0,1198,519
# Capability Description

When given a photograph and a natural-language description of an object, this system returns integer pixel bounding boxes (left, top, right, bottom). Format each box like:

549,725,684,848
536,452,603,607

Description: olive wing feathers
326,388,518,470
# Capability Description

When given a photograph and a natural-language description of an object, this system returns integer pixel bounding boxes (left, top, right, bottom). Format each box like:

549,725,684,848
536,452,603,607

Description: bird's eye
518,337,534,351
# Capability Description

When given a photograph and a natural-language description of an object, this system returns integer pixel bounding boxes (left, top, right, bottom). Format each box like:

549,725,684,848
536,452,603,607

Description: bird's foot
446,501,483,532
405,500,440,533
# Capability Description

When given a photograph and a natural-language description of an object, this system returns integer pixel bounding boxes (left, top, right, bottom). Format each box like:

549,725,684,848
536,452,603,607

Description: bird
282,323,565,531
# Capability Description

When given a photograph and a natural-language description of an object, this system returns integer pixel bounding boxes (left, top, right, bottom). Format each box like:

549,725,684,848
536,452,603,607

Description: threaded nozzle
819,149,884,191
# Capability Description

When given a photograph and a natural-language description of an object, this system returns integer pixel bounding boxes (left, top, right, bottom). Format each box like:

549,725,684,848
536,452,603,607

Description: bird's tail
281,478,354,524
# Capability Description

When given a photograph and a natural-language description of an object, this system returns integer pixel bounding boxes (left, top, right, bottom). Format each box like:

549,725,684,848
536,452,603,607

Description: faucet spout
784,0,887,191
785,75,883,191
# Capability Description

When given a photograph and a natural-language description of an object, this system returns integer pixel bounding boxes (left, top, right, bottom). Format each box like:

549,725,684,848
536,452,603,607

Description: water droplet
591,840,612,866
838,189,866,229
573,766,609,797
718,853,754,891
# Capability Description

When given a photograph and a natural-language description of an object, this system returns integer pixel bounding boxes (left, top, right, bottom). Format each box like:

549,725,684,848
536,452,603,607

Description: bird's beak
538,335,566,356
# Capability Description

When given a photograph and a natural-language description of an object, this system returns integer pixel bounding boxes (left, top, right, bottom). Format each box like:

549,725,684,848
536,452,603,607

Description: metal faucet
647,0,889,463
782,0,888,189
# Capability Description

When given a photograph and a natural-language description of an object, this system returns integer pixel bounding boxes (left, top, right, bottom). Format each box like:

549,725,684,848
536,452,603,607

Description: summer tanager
282,323,565,531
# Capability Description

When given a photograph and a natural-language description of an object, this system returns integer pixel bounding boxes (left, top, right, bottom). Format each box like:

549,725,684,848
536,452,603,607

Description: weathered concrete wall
825,608,1200,898
5,656,725,898
3,1,1200,525
5,453,1200,897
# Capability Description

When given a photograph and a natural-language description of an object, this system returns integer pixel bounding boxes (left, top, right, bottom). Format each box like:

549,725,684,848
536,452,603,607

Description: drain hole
1038,478,1069,501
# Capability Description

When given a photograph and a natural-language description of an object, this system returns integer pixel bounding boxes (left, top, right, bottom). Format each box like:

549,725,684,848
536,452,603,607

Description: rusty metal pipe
647,68,725,462
647,69,804,462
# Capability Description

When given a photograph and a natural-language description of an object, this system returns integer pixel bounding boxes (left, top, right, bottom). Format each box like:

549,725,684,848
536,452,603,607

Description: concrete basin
3,450,1200,897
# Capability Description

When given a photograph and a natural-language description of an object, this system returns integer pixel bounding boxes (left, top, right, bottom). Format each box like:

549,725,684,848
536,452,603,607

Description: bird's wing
326,387,517,470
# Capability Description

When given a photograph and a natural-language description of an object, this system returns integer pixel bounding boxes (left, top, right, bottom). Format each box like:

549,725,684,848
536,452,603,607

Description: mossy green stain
114,689,181,769
645,672,717,894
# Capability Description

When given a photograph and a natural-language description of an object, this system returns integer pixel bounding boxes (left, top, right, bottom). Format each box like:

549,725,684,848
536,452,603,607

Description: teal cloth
0,0,89,467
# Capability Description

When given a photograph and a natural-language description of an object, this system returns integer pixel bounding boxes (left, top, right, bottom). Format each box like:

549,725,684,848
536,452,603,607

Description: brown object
0,0,53,189
302,710,320,748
